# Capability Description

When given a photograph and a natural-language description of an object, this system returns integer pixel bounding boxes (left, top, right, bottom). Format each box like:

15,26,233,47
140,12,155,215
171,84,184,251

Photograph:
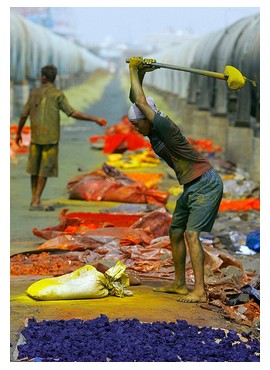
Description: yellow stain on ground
11,278,246,332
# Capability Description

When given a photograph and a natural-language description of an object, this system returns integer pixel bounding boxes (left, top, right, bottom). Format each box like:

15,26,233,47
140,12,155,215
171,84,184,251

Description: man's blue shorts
170,168,223,233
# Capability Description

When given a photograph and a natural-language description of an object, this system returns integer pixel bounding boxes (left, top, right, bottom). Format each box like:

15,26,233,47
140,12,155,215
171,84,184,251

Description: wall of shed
143,13,260,182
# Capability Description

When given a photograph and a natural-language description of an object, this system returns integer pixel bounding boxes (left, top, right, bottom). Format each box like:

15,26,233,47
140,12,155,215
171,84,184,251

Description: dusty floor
10,76,260,361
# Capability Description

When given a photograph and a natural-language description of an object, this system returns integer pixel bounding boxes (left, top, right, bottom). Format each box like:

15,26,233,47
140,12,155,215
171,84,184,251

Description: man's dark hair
41,65,58,83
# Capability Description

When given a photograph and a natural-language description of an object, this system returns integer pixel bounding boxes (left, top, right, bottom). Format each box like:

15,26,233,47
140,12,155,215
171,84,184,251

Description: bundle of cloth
89,115,152,154
67,163,169,206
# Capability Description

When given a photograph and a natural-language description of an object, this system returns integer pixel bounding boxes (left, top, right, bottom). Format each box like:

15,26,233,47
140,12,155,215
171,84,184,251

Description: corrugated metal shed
143,13,259,127
10,11,108,83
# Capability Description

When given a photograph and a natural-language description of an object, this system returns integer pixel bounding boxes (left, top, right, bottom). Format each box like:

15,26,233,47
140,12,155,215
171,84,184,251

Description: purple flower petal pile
17,314,260,362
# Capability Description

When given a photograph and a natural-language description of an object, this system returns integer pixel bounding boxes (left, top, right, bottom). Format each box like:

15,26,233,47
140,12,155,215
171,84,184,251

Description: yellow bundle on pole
223,65,246,90
126,58,257,90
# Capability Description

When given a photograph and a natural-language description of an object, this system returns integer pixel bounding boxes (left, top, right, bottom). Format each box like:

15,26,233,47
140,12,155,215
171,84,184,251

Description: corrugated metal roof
143,13,259,125
10,11,108,82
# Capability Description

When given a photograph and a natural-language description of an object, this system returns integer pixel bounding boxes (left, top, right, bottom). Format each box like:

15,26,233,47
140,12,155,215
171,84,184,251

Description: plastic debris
235,246,257,256
246,229,260,252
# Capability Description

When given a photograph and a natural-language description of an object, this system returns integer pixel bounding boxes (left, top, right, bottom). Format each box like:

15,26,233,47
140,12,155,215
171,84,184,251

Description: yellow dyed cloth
169,185,183,196
107,151,160,169
26,261,132,300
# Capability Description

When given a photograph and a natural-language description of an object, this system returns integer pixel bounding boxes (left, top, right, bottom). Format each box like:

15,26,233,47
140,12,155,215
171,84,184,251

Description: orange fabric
187,138,222,153
125,173,163,188
89,115,152,154
103,133,127,154
10,125,31,156
219,198,260,212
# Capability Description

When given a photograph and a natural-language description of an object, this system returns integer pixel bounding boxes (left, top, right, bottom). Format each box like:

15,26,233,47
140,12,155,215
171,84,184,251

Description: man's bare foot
153,284,188,295
29,203,55,211
30,201,41,207
177,291,207,303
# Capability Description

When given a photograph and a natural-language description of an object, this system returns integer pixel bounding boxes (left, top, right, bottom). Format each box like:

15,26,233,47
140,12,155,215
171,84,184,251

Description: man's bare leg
30,175,47,207
30,175,38,206
153,229,188,295
177,230,207,303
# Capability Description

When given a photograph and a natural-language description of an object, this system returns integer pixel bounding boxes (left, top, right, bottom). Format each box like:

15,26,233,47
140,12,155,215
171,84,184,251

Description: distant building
11,7,76,40
143,29,194,50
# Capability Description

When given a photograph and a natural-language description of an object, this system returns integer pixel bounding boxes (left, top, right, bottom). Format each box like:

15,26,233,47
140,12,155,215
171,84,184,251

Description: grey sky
67,7,259,45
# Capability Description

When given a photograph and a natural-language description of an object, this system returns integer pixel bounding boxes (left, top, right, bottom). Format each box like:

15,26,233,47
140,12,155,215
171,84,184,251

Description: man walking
16,64,107,211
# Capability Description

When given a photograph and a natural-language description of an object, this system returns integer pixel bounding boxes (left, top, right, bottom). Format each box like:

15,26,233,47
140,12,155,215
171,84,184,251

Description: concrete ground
10,76,260,361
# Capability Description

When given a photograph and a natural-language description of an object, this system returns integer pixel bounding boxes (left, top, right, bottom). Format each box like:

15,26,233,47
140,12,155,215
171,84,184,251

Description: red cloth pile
187,138,222,154
67,163,169,206
10,125,31,158
33,208,171,243
29,208,173,276
32,209,142,240
89,115,152,153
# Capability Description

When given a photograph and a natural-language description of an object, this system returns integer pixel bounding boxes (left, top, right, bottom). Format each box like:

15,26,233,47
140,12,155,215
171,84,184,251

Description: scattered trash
222,299,260,327
229,230,247,248
235,246,257,256
246,229,260,252
222,177,259,199
241,281,260,303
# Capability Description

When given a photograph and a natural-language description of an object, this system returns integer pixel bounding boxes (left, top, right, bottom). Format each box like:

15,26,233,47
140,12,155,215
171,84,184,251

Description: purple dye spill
17,314,260,362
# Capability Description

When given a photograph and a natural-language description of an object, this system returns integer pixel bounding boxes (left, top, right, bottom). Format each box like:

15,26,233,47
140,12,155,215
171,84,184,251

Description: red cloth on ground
219,198,260,212
89,115,152,154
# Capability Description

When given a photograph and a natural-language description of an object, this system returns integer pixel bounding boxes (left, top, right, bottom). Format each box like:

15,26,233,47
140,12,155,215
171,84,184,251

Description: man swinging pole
127,56,223,303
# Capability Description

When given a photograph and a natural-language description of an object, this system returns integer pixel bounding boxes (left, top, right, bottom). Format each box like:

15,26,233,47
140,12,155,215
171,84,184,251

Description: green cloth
21,83,75,144
170,168,223,232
